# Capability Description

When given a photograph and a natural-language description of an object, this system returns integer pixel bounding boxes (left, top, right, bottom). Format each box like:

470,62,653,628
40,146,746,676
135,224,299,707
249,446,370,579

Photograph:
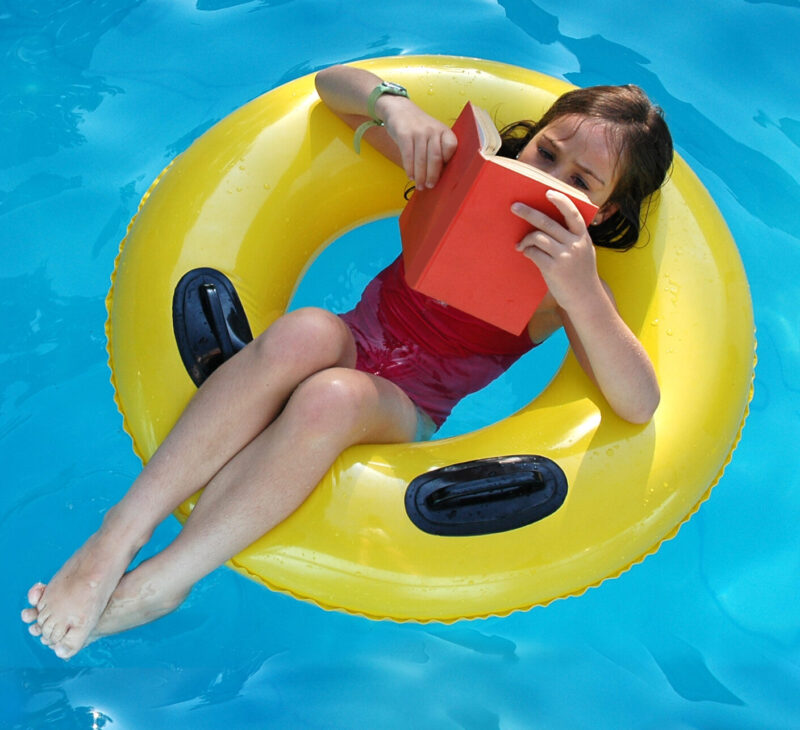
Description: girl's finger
511,202,567,240
545,190,587,235
413,134,428,187
517,230,557,257
441,128,458,163
398,136,415,181
425,136,444,188
519,240,552,270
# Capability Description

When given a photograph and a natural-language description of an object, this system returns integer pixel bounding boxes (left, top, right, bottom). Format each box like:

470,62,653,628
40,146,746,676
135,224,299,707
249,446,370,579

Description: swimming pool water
2,1,799,728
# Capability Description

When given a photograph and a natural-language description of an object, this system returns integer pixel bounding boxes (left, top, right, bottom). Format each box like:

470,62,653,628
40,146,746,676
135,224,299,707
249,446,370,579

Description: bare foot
22,520,148,659
87,560,190,645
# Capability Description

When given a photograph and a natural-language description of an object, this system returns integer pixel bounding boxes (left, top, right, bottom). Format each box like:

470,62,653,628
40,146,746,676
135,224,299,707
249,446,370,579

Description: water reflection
498,0,800,236
196,0,292,9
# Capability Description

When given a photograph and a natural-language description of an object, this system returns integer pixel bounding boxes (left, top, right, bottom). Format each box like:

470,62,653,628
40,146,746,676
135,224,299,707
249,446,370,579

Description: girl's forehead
540,114,614,143
539,115,621,174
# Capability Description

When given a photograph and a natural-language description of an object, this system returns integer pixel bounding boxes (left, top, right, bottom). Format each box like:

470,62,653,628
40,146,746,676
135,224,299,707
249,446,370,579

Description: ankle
100,505,154,553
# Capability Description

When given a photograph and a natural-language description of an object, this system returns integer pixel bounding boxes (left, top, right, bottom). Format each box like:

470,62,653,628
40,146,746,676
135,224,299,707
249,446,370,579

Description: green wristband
353,118,383,154
353,81,409,154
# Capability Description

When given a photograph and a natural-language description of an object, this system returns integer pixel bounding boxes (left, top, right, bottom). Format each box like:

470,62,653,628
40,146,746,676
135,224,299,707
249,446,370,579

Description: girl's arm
514,191,660,424
315,65,457,189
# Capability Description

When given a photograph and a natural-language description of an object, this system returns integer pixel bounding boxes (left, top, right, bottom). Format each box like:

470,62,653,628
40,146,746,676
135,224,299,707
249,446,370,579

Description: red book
399,101,599,335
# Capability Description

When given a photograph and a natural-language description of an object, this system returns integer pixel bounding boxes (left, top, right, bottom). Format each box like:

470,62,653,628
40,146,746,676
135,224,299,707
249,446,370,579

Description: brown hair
498,84,673,250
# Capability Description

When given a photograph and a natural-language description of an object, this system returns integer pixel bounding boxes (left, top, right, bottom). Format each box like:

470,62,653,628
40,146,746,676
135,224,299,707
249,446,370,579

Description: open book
399,101,599,334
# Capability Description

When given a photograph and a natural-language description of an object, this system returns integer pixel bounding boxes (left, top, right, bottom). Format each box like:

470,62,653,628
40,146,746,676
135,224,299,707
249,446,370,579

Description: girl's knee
250,308,355,371
286,369,374,437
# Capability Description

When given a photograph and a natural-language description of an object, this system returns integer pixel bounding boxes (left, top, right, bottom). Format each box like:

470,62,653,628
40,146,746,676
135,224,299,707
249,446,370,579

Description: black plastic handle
426,470,544,510
173,268,254,386
200,283,236,360
405,455,567,536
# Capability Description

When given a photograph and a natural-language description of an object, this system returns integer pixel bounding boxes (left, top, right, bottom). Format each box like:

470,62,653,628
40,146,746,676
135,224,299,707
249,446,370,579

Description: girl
21,63,672,659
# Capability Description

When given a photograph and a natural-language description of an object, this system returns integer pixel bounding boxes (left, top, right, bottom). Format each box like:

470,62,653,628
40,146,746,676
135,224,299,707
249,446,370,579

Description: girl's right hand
314,65,457,189
378,95,458,189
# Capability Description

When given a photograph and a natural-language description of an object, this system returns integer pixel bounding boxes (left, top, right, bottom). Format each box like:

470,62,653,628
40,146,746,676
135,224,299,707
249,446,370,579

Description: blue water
2,1,799,728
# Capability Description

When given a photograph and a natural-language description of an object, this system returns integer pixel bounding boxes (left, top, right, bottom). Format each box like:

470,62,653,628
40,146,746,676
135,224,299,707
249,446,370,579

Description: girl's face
517,114,621,224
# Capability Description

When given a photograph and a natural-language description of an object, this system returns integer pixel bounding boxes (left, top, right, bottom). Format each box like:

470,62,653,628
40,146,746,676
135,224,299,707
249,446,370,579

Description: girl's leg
21,308,358,653
79,367,418,655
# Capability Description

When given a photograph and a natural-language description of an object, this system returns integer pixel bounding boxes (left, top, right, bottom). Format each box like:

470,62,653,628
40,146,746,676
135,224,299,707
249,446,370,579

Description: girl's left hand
511,190,602,311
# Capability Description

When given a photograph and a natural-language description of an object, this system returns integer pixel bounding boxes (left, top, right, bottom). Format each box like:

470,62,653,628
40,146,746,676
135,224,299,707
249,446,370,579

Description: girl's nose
549,164,569,185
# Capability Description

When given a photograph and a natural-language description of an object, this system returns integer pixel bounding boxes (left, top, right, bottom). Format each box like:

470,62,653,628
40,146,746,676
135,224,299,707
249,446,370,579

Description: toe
21,607,38,624
28,623,43,637
49,621,69,644
27,582,46,606
38,614,57,641
54,641,77,660
36,606,51,627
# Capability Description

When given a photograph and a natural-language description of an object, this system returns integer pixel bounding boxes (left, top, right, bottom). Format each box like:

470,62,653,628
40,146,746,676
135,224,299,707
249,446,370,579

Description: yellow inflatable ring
106,56,755,621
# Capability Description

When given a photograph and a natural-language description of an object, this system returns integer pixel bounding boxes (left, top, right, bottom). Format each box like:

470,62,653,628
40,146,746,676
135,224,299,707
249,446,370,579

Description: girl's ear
591,202,619,226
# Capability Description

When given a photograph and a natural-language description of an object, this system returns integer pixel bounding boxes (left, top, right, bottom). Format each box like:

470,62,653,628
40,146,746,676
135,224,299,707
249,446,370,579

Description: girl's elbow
620,386,660,425
314,66,334,93
314,65,346,95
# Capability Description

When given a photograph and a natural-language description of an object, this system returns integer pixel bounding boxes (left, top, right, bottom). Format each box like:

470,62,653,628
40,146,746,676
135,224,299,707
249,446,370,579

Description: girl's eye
536,145,589,191
537,146,554,161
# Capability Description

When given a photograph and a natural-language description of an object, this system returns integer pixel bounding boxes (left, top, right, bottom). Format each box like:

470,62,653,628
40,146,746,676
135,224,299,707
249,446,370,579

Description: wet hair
497,84,673,250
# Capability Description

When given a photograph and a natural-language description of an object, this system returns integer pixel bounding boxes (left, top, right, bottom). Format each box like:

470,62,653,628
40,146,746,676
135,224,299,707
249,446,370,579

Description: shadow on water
642,633,745,706
0,667,114,730
1,662,272,729
0,173,81,216
1,0,144,169
0,268,103,412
